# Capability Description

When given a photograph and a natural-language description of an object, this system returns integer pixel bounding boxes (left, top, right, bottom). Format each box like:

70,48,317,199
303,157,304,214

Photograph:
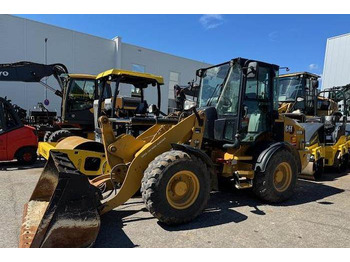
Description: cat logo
0,71,9,77
285,125,294,134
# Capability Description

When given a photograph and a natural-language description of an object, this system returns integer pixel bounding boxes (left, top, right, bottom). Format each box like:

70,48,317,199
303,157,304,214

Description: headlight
184,100,197,111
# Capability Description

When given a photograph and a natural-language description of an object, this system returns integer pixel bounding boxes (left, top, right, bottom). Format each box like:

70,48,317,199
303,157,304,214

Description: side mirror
296,97,305,102
196,69,203,78
312,80,319,89
246,62,258,79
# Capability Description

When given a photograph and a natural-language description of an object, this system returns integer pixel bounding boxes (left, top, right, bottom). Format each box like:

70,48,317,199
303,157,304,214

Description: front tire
17,147,37,165
141,150,211,225
253,149,298,203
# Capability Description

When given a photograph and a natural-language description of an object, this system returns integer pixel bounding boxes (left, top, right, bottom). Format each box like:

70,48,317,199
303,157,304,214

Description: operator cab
95,69,169,138
60,74,112,129
197,58,280,148
277,72,320,118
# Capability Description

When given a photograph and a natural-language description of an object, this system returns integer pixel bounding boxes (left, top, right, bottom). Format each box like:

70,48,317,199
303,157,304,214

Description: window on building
132,64,145,73
168,71,180,113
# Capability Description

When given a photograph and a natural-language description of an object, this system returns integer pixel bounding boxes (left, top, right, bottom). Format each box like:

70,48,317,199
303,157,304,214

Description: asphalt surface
1,160,350,248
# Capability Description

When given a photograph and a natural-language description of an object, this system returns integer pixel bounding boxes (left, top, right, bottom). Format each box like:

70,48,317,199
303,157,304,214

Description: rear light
291,135,297,146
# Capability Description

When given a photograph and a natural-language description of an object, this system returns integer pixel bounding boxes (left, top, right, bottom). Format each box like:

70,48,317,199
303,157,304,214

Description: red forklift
0,97,38,164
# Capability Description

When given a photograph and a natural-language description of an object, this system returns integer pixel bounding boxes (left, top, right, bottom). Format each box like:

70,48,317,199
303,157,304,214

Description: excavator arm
0,61,68,97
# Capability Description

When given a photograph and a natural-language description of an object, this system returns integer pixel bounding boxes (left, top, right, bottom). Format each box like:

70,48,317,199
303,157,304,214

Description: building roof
96,69,164,84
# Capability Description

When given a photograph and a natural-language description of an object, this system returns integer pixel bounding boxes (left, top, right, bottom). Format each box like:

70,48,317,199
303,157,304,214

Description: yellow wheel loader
20,58,308,247
277,72,349,180
37,69,166,177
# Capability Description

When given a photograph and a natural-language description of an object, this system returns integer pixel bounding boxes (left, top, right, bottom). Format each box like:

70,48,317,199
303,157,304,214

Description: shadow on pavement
94,175,345,243
318,168,350,182
0,159,45,171
94,208,150,248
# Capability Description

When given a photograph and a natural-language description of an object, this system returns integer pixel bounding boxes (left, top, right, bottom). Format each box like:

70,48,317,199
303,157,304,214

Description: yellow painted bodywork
38,137,111,177
96,69,164,84
216,115,307,184
96,112,205,214
324,135,349,167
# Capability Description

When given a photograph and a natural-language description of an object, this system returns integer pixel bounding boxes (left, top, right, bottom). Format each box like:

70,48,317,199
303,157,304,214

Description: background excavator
0,61,112,141
20,57,308,248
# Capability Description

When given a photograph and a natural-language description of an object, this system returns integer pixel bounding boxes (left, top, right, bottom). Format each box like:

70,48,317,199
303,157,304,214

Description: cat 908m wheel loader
19,58,308,248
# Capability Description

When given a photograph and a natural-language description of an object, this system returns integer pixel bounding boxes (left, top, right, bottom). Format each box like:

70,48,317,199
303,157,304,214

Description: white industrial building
322,33,350,89
0,14,211,114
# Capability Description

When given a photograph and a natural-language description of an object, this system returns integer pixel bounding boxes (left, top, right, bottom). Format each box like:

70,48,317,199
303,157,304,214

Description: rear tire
17,147,37,165
48,130,73,142
253,149,298,203
338,153,349,172
313,159,324,181
43,131,52,142
141,150,210,225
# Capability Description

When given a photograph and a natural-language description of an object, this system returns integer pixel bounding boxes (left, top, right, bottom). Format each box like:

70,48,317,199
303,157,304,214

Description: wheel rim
166,170,200,210
273,162,292,192
23,152,32,162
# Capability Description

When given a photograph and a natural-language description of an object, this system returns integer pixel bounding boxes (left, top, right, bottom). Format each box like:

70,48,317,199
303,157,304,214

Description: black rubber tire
16,147,37,165
43,131,52,142
48,129,73,142
141,150,211,225
253,149,298,203
338,153,349,172
313,159,324,181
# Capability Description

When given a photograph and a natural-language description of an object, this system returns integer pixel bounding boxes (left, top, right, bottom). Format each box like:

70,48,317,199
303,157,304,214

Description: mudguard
254,142,301,173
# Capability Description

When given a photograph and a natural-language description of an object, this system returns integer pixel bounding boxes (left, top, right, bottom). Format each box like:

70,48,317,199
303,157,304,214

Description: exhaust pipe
19,151,102,248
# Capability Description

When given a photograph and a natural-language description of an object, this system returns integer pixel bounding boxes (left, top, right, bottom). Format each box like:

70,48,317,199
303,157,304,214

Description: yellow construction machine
37,69,166,177
20,58,308,247
277,72,350,179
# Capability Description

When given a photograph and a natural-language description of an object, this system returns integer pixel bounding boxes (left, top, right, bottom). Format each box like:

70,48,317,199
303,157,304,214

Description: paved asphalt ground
1,160,350,248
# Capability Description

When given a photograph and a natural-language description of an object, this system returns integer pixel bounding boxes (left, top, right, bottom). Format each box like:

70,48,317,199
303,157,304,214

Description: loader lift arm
0,61,68,97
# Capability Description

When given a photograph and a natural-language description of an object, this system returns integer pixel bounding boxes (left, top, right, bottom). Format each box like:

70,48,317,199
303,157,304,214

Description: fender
171,143,218,190
254,142,301,173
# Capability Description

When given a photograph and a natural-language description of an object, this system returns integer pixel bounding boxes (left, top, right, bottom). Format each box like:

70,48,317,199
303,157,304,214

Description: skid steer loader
37,69,167,177
20,58,308,247
277,72,349,179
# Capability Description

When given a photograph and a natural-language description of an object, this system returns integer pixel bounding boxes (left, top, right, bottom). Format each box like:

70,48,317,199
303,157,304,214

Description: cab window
68,79,96,111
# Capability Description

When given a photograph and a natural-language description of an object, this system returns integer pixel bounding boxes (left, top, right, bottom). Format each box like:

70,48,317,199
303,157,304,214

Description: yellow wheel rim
273,162,292,192
166,170,200,210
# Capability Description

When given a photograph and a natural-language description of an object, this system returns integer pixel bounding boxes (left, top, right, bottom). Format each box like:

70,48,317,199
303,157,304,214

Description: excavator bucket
19,151,102,248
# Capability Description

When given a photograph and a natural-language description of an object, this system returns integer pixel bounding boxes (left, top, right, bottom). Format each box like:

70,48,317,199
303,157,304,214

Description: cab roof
96,69,164,85
68,74,96,79
279,72,320,79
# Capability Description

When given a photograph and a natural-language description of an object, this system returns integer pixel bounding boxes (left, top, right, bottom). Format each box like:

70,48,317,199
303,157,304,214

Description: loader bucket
19,151,102,248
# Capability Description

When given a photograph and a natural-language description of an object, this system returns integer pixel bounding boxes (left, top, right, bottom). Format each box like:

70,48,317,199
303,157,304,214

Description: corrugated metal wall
322,33,350,89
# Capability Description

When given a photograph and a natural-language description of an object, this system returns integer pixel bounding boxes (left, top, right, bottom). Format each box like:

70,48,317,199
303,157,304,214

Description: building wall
0,14,211,115
322,33,350,89
0,15,117,113
119,42,211,112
